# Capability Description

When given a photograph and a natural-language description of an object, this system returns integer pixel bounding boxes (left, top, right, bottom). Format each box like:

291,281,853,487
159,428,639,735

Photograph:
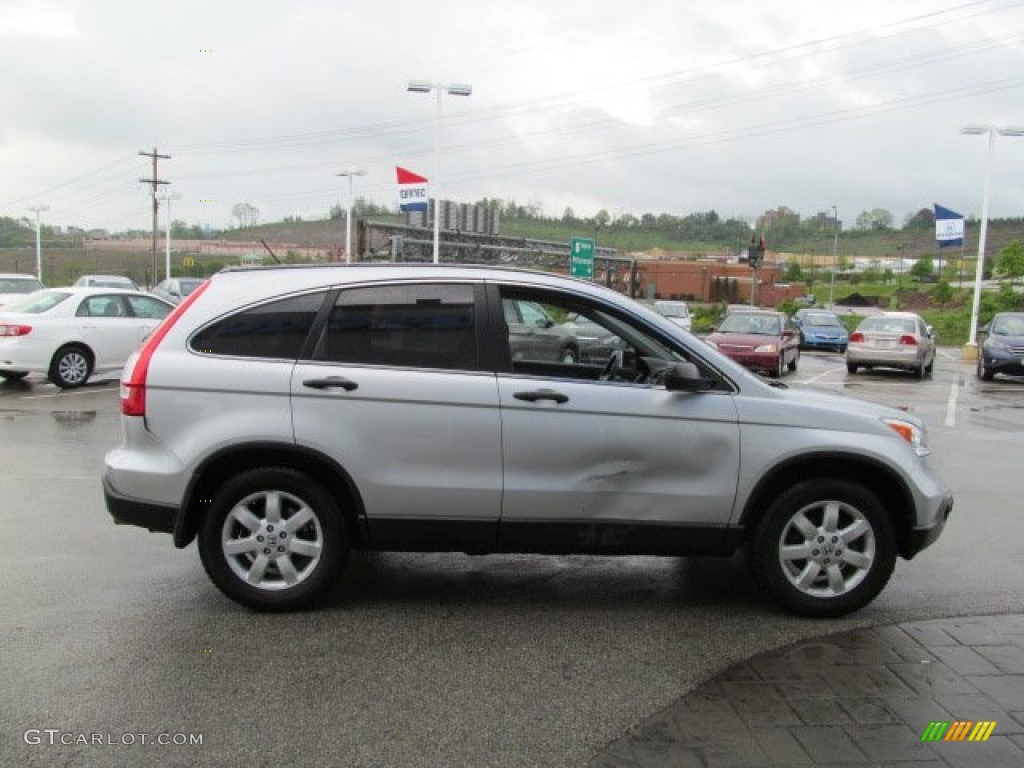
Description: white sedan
0,288,173,388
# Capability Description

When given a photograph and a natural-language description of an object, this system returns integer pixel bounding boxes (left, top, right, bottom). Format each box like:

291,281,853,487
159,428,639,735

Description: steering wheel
600,349,624,381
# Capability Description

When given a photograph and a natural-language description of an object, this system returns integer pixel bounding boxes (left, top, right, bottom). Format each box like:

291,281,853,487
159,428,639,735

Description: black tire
914,362,925,380
560,346,579,364
978,358,993,381
846,362,857,374
837,345,847,354
199,467,350,610
48,345,92,389
770,355,783,378
0,370,29,381
750,478,896,618
787,349,799,372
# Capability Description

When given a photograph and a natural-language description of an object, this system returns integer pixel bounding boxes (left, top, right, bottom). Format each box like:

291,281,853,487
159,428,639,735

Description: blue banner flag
934,204,964,248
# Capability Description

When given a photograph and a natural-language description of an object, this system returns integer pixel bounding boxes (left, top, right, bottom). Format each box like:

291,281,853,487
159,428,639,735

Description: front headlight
882,417,931,457
754,344,779,353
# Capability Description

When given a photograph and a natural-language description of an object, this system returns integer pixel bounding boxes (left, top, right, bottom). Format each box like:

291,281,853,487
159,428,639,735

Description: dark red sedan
705,310,800,377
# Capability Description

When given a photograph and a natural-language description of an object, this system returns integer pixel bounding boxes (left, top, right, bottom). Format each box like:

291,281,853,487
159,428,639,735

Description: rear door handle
513,389,569,404
303,377,358,392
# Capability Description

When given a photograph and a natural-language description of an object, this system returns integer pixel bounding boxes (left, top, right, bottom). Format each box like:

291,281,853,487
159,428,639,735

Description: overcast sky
2,0,1024,234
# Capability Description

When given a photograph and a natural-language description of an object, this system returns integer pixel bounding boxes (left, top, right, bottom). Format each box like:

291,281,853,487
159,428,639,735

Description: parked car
503,297,579,363
74,274,140,291
103,265,951,618
151,277,206,305
653,300,692,331
705,310,800,377
562,311,627,364
0,288,173,387
846,312,936,378
977,312,1024,381
0,273,45,308
793,310,849,352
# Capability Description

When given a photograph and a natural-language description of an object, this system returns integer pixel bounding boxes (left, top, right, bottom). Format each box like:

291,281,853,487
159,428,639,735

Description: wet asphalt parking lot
1,347,1022,767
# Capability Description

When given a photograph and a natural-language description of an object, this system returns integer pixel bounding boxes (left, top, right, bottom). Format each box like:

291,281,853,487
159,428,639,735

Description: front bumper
981,348,1024,377
903,494,953,559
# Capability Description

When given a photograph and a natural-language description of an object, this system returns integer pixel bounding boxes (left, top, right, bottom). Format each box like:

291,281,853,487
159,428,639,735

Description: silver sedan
846,311,936,378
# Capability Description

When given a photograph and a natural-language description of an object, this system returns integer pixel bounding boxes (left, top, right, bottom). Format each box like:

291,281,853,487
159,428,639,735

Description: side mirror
664,362,713,392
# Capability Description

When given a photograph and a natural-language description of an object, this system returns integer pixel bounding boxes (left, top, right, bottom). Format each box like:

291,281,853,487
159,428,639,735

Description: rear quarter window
191,293,325,359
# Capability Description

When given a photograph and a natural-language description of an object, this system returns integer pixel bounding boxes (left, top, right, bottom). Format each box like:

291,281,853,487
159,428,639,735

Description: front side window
191,292,325,359
125,295,173,319
320,283,478,371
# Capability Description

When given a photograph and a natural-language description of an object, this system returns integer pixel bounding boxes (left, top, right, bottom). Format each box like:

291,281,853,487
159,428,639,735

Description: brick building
634,258,808,307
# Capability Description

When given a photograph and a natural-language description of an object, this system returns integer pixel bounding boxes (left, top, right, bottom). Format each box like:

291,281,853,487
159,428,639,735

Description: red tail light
0,324,32,337
120,280,211,417
849,332,864,343
899,335,918,346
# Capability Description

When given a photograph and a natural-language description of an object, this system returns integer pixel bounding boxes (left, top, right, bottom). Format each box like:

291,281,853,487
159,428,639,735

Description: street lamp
407,79,472,263
336,170,366,263
27,205,49,282
960,125,1024,348
157,191,181,283
828,205,839,310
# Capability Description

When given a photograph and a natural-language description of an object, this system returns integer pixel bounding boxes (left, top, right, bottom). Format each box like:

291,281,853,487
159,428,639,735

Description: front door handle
513,389,569,404
303,377,358,392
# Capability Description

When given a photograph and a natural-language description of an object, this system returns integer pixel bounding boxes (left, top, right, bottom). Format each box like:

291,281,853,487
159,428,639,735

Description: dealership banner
396,167,429,212
934,204,964,248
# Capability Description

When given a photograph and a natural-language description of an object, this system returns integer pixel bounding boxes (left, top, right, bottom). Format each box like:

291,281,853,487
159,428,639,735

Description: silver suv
103,265,952,617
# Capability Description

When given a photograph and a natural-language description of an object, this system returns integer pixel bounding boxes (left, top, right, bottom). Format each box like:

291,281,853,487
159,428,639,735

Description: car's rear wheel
750,478,896,617
48,345,92,389
199,467,349,610
914,362,926,379
846,362,857,374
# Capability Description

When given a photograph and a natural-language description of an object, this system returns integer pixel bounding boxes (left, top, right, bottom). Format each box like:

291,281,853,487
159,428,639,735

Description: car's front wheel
199,467,349,610
977,357,994,381
48,345,92,388
750,478,896,617
787,349,799,372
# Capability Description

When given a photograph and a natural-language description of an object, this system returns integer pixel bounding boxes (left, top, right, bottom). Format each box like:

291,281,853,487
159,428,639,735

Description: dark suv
104,265,951,617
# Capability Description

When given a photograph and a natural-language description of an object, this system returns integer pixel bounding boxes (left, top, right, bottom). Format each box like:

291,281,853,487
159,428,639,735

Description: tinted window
321,284,477,370
192,293,324,359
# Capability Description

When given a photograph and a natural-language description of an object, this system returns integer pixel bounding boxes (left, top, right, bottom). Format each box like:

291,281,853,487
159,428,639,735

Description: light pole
829,205,839,310
336,170,366,263
407,80,472,263
158,191,181,283
961,125,1024,348
27,205,49,282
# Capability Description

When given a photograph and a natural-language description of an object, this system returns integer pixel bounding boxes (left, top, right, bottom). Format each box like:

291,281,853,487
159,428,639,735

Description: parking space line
19,386,118,400
945,373,960,428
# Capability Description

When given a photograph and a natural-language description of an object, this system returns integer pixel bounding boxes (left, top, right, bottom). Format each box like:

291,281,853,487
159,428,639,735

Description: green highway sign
569,237,595,279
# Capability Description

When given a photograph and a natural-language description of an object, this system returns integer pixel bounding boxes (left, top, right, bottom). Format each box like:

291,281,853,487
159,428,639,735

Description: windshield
718,313,782,335
1,290,71,314
804,313,842,327
655,303,688,318
0,278,44,294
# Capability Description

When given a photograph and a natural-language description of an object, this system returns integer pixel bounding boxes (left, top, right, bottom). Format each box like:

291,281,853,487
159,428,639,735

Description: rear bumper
103,472,177,534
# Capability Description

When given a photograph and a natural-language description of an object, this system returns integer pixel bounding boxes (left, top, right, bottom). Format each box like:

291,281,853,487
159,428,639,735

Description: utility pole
139,147,171,286
27,205,49,281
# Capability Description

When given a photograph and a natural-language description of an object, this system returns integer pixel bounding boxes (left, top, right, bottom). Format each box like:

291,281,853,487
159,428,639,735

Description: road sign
569,237,595,279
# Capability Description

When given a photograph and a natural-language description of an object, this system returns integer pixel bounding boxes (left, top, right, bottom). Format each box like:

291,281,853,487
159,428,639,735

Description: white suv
104,265,952,616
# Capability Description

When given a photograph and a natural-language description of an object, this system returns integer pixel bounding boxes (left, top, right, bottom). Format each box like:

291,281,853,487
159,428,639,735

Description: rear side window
320,284,478,370
191,293,325,359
